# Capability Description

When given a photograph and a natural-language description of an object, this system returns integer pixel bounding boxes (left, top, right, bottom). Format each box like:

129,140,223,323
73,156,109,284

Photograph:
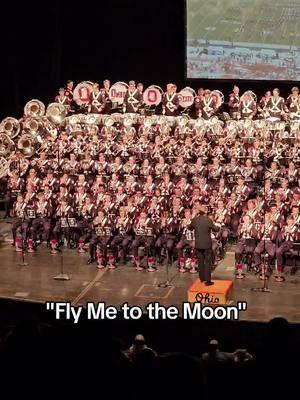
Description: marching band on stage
0,79,300,281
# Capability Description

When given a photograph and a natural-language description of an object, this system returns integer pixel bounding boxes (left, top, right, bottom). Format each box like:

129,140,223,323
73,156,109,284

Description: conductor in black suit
189,206,219,286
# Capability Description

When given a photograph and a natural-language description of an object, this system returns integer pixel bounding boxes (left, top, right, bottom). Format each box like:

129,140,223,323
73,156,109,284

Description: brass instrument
24,99,45,118
46,103,67,125
0,157,8,178
0,117,20,139
24,117,45,137
0,133,15,157
7,156,29,176
17,133,38,158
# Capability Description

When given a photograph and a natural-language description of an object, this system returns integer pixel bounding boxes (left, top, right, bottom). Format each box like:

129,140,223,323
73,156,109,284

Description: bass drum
109,81,128,105
178,87,195,108
73,81,94,105
143,85,163,107
211,90,224,108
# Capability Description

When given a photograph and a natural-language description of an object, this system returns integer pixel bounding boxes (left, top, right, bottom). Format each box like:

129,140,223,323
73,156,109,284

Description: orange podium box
188,279,233,305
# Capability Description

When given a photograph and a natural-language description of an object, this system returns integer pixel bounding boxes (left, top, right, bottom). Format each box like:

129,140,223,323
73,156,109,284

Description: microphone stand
53,138,70,281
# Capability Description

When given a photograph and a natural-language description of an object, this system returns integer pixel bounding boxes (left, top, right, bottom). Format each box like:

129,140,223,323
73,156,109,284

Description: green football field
187,0,300,46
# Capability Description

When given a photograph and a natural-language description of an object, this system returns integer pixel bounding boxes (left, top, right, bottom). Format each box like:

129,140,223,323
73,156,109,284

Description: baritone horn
0,117,20,139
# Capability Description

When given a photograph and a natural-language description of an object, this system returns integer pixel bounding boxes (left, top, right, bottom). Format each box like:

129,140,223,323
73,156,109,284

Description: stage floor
0,233,300,322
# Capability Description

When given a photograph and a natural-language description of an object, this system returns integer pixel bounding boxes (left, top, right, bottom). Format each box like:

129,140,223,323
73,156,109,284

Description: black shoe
205,281,214,286
87,258,95,264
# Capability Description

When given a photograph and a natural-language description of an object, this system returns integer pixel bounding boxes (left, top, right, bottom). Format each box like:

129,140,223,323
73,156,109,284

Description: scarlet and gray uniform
254,222,278,266
228,93,240,117
213,207,230,244
123,89,143,113
54,95,70,106
235,222,258,264
176,218,195,259
11,201,27,243
110,216,133,262
286,95,300,115
131,218,156,256
197,97,217,119
5,176,25,217
89,91,104,113
64,88,73,103
77,204,96,238
276,222,300,266
266,96,285,119
162,92,179,116
238,99,256,119
89,217,115,261
155,217,178,260
52,204,76,244
20,202,37,241
30,200,53,242
100,88,112,114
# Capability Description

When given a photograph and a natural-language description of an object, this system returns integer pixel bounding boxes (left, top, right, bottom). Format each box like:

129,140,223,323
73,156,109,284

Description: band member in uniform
110,207,132,265
77,196,96,252
275,215,299,282
176,209,196,273
155,210,178,264
197,89,217,119
131,210,156,272
286,86,300,119
238,92,256,119
123,80,143,113
52,198,75,253
100,79,112,114
228,85,240,118
235,215,258,278
55,88,70,106
162,84,179,116
88,210,115,269
266,88,286,119
253,212,278,279
64,80,74,103
257,91,271,116
30,192,53,248
11,194,26,249
89,83,104,114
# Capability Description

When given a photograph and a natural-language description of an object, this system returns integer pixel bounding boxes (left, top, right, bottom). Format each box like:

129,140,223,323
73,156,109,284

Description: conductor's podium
188,279,233,305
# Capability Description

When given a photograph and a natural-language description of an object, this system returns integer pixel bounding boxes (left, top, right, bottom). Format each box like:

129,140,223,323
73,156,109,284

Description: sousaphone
0,134,15,157
46,102,67,125
24,99,45,117
0,117,20,139
17,133,38,157
0,157,8,178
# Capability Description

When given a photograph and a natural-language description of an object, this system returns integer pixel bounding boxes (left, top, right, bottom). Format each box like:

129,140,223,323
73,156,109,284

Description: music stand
158,252,174,288
53,248,70,281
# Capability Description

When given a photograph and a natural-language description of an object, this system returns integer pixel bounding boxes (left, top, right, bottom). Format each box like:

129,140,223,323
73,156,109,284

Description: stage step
188,279,233,305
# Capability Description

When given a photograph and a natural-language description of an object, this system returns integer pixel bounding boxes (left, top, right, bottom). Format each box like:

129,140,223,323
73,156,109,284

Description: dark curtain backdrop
0,0,296,119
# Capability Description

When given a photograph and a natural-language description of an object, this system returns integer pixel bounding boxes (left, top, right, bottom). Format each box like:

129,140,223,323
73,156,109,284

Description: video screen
186,0,300,80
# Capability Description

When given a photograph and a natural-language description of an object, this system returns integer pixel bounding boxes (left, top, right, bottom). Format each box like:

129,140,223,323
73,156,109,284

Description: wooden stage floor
0,238,299,323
